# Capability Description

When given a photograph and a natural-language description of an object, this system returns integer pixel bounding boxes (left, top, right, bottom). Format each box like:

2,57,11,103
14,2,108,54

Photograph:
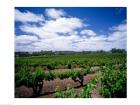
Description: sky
15,7,127,51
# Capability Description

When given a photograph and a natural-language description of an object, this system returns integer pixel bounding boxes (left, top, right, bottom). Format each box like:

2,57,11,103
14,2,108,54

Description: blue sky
15,7,126,51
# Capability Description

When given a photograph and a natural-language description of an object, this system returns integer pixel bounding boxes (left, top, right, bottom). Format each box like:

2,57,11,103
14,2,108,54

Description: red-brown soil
15,67,102,98
15,74,98,98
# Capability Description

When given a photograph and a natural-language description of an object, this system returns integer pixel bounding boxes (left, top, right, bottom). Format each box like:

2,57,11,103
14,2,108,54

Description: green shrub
45,71,55,81
54,78,97,98
80,78,96,98
99,64,126,98
15,65,31,87
31,67,45,96
47,64,55,70
15,66,45,96
68,64,71,69
54,86,77,98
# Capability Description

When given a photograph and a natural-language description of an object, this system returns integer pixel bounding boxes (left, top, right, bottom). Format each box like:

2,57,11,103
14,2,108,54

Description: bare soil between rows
15,67,103,98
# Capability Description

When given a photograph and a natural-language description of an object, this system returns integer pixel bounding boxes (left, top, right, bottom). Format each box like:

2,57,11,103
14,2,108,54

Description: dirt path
91,82,103,98
15,66,102,98
15,74,97,98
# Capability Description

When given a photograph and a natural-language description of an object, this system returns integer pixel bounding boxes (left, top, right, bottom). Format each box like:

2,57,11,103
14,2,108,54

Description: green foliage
15,65,32,87
70,68,94,86
54,69,94,86
80,78,96,98
54,86,77,98
32,67,45,81
15,52,126,98
47,64,55,70
16,65,95,96
15,53,126,68
15,66,45,96
99,64,126,98
45,71,55,81
54,78,97,98
44,68,95,87
67,63,71,69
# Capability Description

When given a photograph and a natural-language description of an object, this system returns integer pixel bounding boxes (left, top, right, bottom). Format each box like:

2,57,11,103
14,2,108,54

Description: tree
110,48,126,53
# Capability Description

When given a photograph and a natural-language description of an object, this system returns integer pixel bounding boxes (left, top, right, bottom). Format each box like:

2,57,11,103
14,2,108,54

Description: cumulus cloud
15,9,45,22
80,29,96,37
107,24,126,50
45,8,66,19
15,8,126,51
20,17,84,38
15,35,38,44
112,24,126,31
108,24,126,41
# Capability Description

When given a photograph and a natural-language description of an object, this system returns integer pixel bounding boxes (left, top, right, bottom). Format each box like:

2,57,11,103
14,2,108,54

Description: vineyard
15,52,127,98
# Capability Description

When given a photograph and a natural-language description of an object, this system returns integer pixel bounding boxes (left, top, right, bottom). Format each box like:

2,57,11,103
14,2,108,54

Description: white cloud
20,17,84,39
80,29,96,37
43,17,84,33
107,24,126,50
15,9,44,22
15,8,126,51
16,23,126,51
20,24,59,39
15,35,38,44
45,8,65,19
108,24,126,41
109,23,126,32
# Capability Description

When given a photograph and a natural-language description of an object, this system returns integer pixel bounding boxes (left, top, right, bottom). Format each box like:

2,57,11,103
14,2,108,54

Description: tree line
15,48,126,57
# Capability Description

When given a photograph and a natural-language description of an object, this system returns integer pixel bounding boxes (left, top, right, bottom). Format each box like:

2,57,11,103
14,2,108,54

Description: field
15,52,127,98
